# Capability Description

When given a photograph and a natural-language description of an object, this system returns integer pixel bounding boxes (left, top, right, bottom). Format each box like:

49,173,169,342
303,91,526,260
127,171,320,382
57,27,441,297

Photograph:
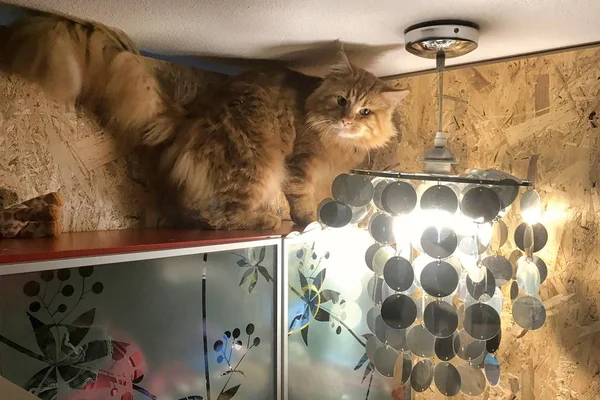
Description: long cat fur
0,11,409,230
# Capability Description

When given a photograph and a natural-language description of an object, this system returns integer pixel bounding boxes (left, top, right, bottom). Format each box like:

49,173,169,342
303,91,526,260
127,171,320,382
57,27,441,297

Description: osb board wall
382,48,600,399
1,42,600,399
0,58,229,231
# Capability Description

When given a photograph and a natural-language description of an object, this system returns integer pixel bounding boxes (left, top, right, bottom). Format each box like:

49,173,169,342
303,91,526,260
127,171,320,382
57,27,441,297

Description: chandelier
315,21,548,397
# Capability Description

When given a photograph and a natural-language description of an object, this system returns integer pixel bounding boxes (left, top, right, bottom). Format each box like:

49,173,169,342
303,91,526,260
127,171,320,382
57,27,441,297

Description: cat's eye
359,108,372,116
337,96,348,107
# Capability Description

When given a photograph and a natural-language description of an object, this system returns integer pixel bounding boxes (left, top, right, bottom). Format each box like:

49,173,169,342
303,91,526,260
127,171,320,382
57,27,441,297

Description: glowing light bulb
522,207,542,225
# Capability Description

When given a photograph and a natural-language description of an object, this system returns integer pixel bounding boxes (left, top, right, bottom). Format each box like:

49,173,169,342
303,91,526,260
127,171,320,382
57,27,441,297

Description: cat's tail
0,11,177,147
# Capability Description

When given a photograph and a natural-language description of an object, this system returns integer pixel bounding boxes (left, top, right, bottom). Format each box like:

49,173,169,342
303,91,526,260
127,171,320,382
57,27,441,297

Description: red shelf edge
0,223,298,265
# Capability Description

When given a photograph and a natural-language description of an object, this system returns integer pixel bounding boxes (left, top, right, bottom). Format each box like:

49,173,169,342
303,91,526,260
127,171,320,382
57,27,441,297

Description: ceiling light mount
404,20,480,59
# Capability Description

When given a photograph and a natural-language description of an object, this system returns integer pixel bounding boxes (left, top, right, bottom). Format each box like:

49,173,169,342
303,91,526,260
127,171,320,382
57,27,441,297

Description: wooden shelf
0,222,297,264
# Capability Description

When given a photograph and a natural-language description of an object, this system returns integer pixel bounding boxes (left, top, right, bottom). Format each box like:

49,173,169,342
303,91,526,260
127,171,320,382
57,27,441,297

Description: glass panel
0,244,277,400
286,229,407,400
205,246,276,400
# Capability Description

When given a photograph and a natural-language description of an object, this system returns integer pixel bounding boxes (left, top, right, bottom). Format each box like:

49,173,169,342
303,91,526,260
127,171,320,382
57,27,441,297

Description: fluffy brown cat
0,11,408,230
285,59,408,225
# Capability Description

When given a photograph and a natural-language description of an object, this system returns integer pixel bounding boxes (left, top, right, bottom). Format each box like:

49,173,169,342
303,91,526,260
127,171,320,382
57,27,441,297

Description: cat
285,58,408,225
0,11,409,230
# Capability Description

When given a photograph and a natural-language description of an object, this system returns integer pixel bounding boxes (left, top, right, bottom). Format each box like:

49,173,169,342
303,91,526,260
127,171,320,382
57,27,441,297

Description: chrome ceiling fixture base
404,20,480,59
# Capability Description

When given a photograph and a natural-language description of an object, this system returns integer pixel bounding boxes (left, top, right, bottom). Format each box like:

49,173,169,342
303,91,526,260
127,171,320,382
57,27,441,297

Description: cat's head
305,51,409,149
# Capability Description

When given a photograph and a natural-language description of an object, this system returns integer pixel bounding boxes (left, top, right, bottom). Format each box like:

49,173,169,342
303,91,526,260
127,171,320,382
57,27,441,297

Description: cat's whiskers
307,120,330,131
358,139,372,167
302,119,331,139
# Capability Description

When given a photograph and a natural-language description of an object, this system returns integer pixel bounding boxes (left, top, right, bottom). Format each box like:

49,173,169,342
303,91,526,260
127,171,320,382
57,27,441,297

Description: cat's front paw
246,213,281,231
257,214,282,230
290,211,317,227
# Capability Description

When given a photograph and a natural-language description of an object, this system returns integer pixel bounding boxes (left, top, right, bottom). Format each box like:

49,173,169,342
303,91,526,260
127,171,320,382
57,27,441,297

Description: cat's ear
330,47,353,75
381,89,410,105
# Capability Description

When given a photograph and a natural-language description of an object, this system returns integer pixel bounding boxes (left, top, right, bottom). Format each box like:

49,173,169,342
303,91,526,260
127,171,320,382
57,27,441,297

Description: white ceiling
3,0,600,77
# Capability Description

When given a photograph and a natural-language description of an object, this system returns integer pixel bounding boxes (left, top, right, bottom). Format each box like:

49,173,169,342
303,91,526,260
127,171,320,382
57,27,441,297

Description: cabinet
0,229,284,400
1,226,403,400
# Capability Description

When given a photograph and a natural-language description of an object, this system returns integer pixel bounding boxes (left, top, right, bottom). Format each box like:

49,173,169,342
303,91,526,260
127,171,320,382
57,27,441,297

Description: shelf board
0,222,297,264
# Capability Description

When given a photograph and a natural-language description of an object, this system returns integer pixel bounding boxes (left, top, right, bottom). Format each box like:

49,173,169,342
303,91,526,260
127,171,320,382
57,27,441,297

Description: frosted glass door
286,230,408,400
0,243,277,400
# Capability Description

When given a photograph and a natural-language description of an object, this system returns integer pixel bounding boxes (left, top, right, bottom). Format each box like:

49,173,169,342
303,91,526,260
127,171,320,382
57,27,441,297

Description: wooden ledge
0,222,297,264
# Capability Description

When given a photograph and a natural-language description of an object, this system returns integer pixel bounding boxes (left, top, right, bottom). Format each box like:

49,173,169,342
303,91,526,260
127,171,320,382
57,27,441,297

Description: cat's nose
341,118,352,127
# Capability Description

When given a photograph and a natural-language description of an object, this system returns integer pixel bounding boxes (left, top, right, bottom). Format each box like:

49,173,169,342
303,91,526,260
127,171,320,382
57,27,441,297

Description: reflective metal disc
492,178,520,209
372,179,392,211
466,169,486,179
366,335,383,362
318,198,353,227
368,212,396,244
381,181,417,215
460,186,501,223
509,249,523,268
366,307,380,335
514,222,548,252
350,204,371,224
510,280,519,302
516,257,541,295
464,261,486,283
512,295,546,330
466,267,496,300
533,256,548,284
454,329,486,361
467,286,504,316
383,256,414,292
385,326,408,351
365,243,382,271
372,246,396,277
486,330,501,354
332,173,374,207
367,276,384,304
460,183,478,200
413,294,433,321
517,255,547,284
381,294,417,329
458,235,488,256
435,333,457,361
406,324,436,357
421,226,458,259
374,345,398,378
464,303,501,340
420,184,459,214
520,189,541,212
484,353,501,386
421,261,459,298
471,349,487,369
412,254,434,288
374,315,387,343
411,359,434,392
424,301,458,338
457,363,486,396
483,169,521,182
395,352,413,385
483,255,513,287
381,281,395,302
434,362,461,397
